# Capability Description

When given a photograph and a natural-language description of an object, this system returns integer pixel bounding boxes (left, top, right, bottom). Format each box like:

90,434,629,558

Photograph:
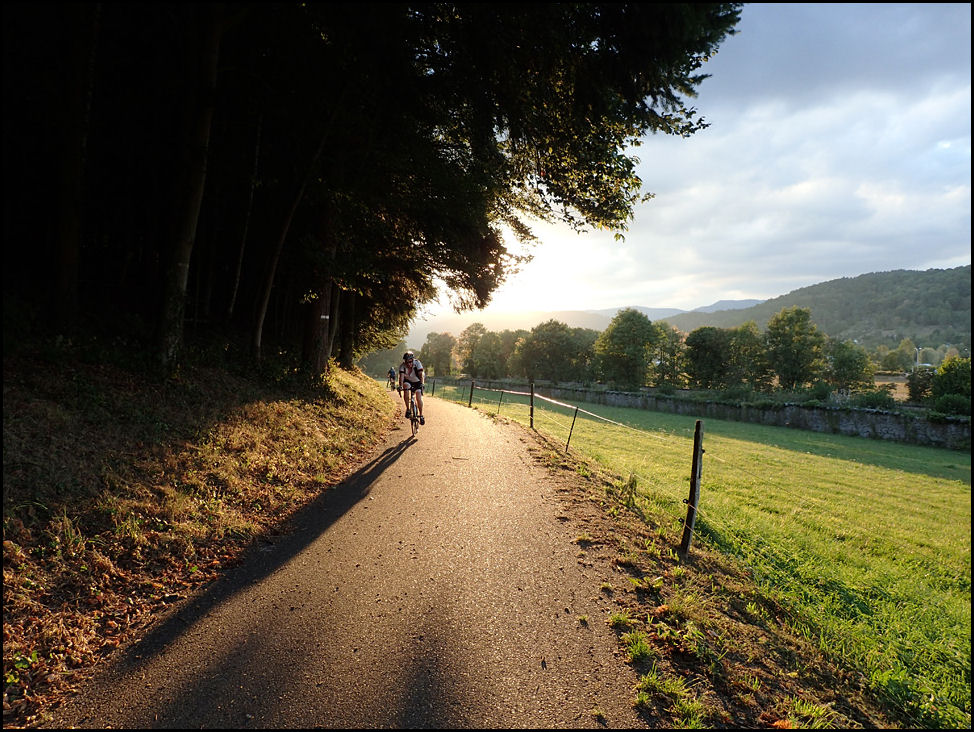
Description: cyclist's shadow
107,437,414,675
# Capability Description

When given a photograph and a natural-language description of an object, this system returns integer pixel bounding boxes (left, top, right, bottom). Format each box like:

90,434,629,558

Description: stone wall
468,381,971,451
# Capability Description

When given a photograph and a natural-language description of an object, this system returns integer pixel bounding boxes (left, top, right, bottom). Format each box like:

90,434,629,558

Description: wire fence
426,378,972,730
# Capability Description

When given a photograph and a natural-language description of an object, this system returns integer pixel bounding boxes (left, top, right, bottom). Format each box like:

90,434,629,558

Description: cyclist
387,366,396,390
398,351,425,425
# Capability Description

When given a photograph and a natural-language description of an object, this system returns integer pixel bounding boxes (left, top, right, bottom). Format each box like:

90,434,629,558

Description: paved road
48,394,649,729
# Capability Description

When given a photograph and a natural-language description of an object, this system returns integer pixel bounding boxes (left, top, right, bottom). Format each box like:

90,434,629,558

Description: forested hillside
663,266,971,350
406,266,970,355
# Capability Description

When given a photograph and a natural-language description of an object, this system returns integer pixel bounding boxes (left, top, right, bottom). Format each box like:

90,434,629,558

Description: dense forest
664,265,971,351
2,2,742,378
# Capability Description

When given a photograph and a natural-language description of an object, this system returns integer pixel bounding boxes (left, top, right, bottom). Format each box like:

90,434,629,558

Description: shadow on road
109,434,413,676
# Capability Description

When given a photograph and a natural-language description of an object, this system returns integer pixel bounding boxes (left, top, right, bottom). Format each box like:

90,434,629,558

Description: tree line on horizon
3,3,742,378
362,305,971,412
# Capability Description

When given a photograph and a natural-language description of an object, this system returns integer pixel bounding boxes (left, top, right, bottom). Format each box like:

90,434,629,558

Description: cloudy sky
422,2,970,320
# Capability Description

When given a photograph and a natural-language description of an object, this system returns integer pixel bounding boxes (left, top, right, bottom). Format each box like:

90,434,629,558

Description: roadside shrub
720,384,756,403
933,393,971,416
804,381,833,403
849,386,895,410
932,357,971,399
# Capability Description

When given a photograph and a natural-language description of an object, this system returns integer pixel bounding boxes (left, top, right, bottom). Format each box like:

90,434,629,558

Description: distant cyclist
387,366,396,390
398,351,425,425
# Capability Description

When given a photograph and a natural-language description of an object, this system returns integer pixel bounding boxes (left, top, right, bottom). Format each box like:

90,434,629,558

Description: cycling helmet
403,351,414,361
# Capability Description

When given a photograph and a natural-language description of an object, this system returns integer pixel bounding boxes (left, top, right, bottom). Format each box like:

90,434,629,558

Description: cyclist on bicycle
387,366,396,389
398,351,425,425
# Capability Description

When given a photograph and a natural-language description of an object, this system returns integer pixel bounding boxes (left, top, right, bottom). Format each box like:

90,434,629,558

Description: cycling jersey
399,358,424,384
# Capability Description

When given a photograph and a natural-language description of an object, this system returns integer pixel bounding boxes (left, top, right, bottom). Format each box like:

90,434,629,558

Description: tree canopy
594,308,662,388
4,2,742,376
764,307,827,390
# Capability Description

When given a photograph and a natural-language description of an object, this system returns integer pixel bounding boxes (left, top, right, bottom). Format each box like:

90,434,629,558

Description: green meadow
432,383,972,729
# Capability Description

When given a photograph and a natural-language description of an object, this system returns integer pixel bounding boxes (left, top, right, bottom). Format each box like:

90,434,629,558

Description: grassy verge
3,345,396,728
437,383,972,729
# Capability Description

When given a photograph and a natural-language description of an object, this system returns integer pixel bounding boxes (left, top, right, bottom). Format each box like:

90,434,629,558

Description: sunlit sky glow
417,3,971,322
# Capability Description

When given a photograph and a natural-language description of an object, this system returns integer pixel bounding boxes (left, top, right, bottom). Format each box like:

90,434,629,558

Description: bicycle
387,375,396,390
399,384,421,437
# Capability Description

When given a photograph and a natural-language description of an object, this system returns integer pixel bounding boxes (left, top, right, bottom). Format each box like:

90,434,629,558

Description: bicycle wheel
410,394,418,436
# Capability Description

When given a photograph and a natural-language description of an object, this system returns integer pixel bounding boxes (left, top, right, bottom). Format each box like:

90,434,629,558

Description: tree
497,329,529,376
568,328,600,384
510,320,580,382
825,339,874,393
419,332,457,377
454,323,488,375
907,367,935,404
764,307,826,390
685,326,732,389
650,323,687,388
881,348,914,373
594,309,661,388
469,331,505,379
932,356,971,399
156,4,228,375
728,321,772,390
3,3,743,379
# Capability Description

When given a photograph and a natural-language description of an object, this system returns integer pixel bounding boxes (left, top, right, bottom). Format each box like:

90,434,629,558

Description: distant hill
406,266,971,351
661,266,970,350
692,299,764,313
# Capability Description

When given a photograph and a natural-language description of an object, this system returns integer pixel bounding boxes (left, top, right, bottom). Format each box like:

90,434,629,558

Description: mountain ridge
407,266,971,351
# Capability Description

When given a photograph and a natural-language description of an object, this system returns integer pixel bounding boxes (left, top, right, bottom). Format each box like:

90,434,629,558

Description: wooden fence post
566,406,579,452
530,382,535,429
679,420,704,559
496,390,504,414
468,381,475,408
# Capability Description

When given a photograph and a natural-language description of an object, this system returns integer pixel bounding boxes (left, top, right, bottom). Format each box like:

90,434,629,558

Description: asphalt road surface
48,393,650,729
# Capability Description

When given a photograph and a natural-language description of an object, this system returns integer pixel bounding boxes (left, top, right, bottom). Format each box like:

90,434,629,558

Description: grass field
431,382,972,729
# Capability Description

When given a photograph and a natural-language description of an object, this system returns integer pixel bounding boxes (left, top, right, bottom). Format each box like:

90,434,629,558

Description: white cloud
425,3,971,319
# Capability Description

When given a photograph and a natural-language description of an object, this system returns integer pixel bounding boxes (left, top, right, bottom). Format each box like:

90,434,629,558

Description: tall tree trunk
157,3,225,375
54,3,100,333
337,290,357,369
250,81,349,366
300,211,339,376
301,278,334,376
251,128,330,366
226,113,261,322
327,284,342,359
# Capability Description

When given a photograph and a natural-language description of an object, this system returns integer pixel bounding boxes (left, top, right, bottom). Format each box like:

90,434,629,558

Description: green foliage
685,326,733,388
594,308,662,388
764,307,826,390
5,3,743,376
933,393,971,416
651,323,688,387
825,338,874,392
728,321,773,390
418,332,457,377
663,266,972,353
907,367,936,403
357,339,408,378
509,320,580,382
932,357,971,398
454,323,489,376
848,386,896,410
803,381,833,403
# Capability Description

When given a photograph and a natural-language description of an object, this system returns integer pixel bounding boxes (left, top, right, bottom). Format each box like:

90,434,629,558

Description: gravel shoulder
46,394,653,729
